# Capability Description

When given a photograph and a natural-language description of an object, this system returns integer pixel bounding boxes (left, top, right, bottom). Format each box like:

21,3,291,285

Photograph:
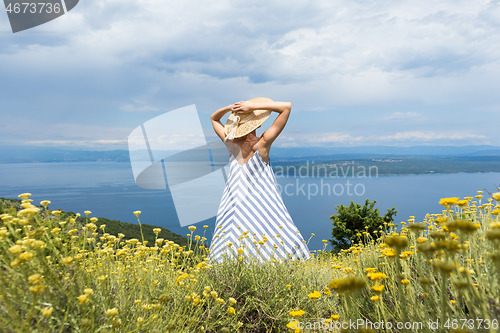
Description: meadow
0,190,499,332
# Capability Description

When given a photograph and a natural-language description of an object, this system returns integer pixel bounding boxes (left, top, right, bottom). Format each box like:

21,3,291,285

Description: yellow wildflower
371,285,384,293
435,217,447,224
287,320,301,332
41,307,53,318
308,290,321,299
289,310,305,317
439,197,460,207
384,235,408,250
19,252,33,261
367,272,388,280
29,285,45,294
105,308,119,316
486,229,500,241
382,248,396,257
78,294,90,304
62,257,73,265
445,219,480,234
400,251,414,259
328,277,366,292
28,274,43,284
9,245,23,254
112,319,121,328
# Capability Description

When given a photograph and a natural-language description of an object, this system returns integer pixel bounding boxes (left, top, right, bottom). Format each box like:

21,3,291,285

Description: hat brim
224,97,273,139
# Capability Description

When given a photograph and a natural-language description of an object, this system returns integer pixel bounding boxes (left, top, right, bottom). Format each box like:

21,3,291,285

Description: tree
329,199,397,253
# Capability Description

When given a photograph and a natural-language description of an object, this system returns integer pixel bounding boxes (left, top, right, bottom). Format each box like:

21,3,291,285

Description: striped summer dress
208,142,311,263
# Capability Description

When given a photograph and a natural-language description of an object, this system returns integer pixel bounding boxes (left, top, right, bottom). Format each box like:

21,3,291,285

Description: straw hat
224,97,272,141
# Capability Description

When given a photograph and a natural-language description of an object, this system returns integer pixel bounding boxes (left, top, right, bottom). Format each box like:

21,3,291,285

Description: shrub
329,199,397,253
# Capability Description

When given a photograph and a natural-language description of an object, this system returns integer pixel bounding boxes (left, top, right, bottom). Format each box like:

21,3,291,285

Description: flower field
1,190,500,332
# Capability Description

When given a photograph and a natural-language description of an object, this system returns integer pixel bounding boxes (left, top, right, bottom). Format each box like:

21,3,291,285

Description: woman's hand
232,101,255,114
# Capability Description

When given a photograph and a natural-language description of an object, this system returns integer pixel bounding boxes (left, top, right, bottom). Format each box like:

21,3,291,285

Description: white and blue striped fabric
208,143,311,263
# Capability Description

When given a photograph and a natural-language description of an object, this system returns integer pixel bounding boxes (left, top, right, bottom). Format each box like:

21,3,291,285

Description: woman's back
228,131,269,166
208,98,310,263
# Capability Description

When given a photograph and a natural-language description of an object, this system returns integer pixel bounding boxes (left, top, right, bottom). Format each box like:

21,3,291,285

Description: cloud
120,101,160,112
385,112,423,121
22,139,127,147
279,132,364,147
1,0,499,148
0,121,131,148
377,131,486,142
277,130,487,147
4,0,500,82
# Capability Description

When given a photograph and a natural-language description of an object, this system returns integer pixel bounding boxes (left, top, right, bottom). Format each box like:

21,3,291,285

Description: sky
1,0,499,149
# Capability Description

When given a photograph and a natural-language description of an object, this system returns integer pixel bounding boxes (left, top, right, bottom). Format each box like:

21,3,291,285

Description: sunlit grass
1,189,499,332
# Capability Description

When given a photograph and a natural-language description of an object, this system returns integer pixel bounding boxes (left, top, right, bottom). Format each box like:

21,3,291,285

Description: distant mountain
0,145,498,163
270,145,500,159
462,149,500,157
0,146,131,163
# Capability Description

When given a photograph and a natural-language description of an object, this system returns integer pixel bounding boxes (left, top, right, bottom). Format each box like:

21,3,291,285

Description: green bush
329,199,397,253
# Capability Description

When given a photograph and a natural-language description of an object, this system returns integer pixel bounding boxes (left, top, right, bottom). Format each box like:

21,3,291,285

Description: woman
208,97,311,263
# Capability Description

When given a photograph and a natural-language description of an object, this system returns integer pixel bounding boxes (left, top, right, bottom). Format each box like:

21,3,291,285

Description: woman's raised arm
232,100,292,145
210,104,233,141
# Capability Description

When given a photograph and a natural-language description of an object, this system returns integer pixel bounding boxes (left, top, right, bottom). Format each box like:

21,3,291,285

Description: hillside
0,197,191,248
273,155,500,176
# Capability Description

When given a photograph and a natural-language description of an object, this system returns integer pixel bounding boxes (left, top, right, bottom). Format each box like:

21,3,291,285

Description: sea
0,161,498,251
